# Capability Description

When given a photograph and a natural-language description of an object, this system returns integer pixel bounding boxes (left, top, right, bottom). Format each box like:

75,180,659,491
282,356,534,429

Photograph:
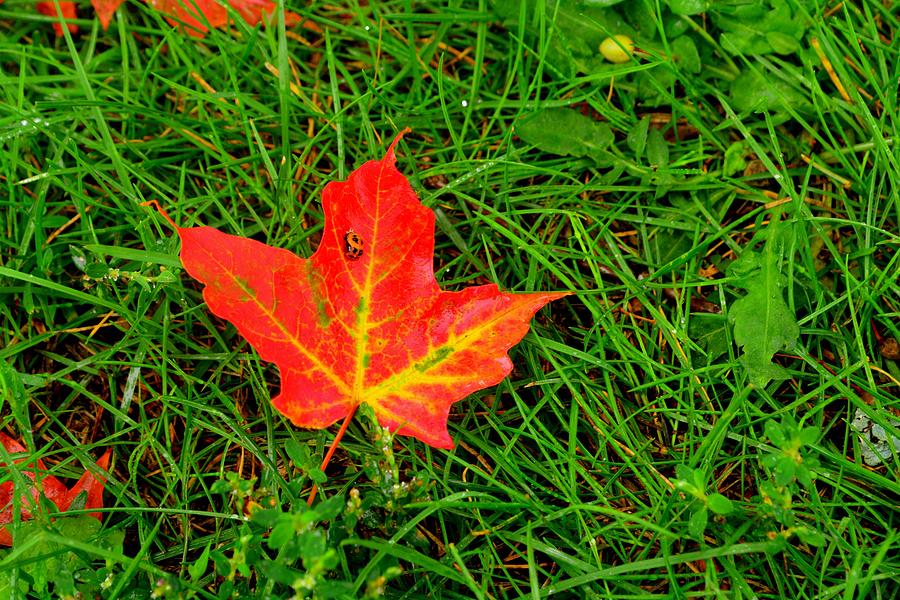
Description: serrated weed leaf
727,220,799,388
517,108,614,165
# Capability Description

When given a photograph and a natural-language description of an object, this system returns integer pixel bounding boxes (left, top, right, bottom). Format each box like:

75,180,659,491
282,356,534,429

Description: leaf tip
141,199,178,229
386,127,412,162
96,448,112,471
434,437,455,450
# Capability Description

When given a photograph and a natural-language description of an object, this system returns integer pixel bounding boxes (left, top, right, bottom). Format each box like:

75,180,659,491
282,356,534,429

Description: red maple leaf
152,131,566,449
0,433,111,546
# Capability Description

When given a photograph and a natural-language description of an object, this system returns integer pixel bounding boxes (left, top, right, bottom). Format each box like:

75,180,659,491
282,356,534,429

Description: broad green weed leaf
284,438,310,468
689,314,729,363
799,427,819,446
646,127,669,168
766,31,801,54
672,35,701,73
517,108,614,164
765,420,787,447
0,517,121,596
721,31,770,55
259,560,303,586
298,529,327,565
188,543,211,582
775,456,797,487
283,439,326,482
652,227,692,265
667,0,707,16
707,493,734,515
308,467,328,484
692,467,706,490
688,506,708,538
313,494,345,521
674,463,694,484
796,527,826,547
730,71,806,113
727,221,800,388
723,140,750,176
635,66,678,107
268,519,296,550
714,2,807,56
626,115,650,159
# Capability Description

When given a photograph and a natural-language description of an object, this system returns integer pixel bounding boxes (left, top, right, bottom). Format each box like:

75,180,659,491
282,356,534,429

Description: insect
343,230,364,260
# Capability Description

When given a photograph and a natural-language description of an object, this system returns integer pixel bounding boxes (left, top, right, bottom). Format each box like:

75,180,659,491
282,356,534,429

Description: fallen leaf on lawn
156,130,567,448
0,432,111,546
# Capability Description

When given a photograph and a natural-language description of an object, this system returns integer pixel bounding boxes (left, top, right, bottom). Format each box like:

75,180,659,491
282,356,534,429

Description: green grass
1,0,899,598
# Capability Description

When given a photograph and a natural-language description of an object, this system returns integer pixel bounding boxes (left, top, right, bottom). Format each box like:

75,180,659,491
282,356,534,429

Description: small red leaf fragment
36,0,78,36
0,433,110,546
171,131,567,448
60,449,111,520
91,0,124,30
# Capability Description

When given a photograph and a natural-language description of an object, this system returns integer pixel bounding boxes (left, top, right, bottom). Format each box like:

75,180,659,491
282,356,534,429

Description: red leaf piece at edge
149,0,301,37
0,432,111,546
167,131,568,448
91,0,123,30
36,0,78,36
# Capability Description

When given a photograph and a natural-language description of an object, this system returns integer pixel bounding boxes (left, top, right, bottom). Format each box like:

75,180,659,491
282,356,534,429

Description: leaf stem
307,405,357,506
140,200,177,229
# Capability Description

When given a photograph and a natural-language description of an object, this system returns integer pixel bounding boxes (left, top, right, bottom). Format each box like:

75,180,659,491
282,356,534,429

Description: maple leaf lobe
175,131,567,448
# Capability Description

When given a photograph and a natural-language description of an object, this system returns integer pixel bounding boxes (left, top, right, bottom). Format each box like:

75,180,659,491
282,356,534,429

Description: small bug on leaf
344,231,364,260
